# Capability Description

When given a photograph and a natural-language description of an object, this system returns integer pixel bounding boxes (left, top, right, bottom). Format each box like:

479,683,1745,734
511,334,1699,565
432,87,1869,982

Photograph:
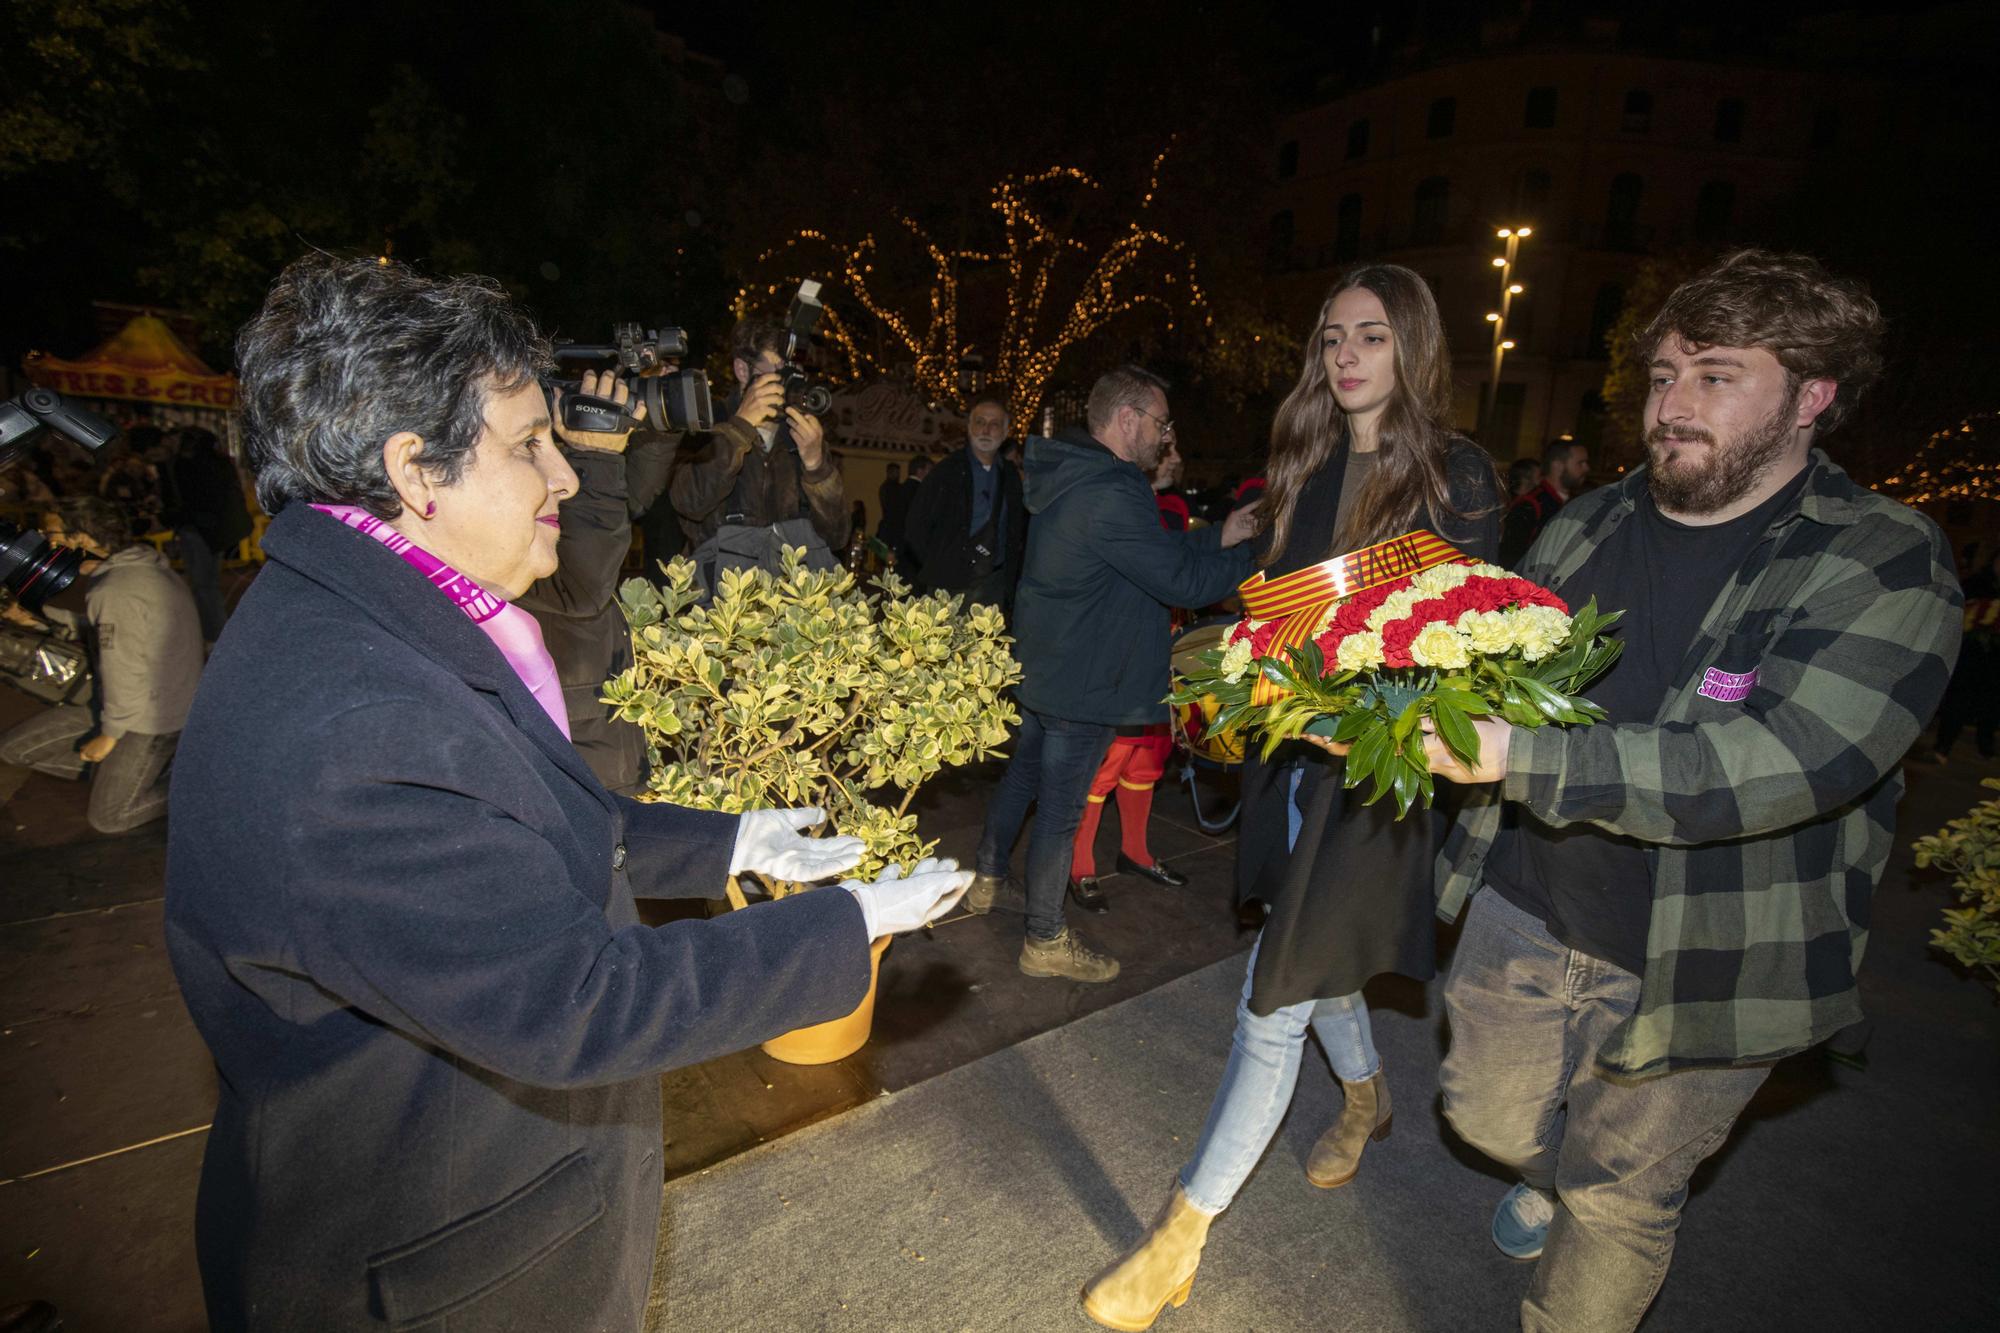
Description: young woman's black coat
1241,437,1502,1015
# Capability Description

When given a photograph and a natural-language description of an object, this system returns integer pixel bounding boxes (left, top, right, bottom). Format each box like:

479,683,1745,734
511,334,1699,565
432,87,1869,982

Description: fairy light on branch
735,142,1208,425
1877,412,2000,504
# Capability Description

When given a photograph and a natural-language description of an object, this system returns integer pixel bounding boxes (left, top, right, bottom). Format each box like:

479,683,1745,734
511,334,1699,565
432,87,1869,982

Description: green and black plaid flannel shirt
1437,450,1962,1079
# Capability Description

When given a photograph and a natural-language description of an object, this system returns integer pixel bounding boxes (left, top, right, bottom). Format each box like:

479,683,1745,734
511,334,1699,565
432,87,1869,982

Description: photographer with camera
515,367,676,795
0,496,203,833
669,316,849,587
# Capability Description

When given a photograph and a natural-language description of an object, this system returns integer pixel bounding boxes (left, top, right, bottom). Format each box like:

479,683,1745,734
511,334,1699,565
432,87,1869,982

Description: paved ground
3,667,1996,1330
0,682,1255,1330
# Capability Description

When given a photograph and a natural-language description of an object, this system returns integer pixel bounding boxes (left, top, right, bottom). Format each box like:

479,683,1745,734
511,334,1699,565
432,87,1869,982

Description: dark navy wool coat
1013,428,1254,726
165,505,872,1331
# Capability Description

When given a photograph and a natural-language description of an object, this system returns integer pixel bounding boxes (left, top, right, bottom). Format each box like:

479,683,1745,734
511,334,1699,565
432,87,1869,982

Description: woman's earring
424,501,436,518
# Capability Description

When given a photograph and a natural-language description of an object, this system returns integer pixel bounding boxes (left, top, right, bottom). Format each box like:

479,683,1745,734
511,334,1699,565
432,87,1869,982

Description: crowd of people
0,243,1981,1333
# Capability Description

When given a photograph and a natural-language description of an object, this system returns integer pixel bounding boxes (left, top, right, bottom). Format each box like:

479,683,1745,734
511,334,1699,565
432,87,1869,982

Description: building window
1811,107,1840,151
1346,117,1370,159
1277,139,1299,179
1694,180,1735,242
1335,193,1364,262
1622,89,1653,134
1588,282,1625,356
1267,210,1295,269
1426,96,1457,139
1525,86,1558,129
1605,173,1644,248
1413,177,1450,244
1514,169,1552,225
1714,97,1745,144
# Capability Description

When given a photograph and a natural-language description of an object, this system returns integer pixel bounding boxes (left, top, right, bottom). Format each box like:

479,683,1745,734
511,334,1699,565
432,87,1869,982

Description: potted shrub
1914,777,2000,996
606,550,1021,1061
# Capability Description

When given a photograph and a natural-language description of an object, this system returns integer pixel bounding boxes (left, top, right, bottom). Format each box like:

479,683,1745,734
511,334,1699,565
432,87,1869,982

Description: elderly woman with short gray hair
163,254,968,1332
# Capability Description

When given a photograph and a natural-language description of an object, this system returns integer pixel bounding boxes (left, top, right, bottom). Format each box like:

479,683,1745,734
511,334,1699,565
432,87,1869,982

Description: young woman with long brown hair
1082,264,1502,1331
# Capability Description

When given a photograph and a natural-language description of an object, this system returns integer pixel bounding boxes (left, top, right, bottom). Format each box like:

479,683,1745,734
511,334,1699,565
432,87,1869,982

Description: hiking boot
1020,928,1120,982
964,872,1005,915
1081,1184,1214,1331
1491,1182,1555,1261
1304,1067,1392,1188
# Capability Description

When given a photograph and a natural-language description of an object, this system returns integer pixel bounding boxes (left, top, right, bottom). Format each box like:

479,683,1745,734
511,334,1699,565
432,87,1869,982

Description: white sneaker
1491,1182,1556,1261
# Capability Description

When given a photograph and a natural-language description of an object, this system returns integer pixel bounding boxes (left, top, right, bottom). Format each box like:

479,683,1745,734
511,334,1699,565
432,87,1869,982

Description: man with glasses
967,366,1260,980
900,393,1027,612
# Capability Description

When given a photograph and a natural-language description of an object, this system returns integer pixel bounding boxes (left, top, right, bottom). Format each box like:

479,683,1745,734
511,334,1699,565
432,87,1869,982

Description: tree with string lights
735,149,1218,428
1877,412,2000,506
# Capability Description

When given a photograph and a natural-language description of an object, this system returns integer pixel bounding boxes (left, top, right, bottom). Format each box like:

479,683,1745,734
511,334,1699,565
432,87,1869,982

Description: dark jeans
0,703,178,833
177,527,228,644
976,708,1112,940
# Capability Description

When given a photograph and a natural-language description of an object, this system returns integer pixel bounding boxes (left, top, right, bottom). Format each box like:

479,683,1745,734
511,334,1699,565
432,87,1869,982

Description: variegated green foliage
608,549,1021,885
1914,777,2000,993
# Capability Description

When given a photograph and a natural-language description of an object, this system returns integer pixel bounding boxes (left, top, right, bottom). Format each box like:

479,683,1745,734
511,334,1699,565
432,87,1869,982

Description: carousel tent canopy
24,313,237,410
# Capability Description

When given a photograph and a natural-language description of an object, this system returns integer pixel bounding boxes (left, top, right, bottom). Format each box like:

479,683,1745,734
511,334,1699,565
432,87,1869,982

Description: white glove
729,807,866,883
841,858,974,940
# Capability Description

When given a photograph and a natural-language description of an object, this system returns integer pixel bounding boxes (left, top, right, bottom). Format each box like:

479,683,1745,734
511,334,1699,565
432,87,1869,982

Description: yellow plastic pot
761,934,891,1065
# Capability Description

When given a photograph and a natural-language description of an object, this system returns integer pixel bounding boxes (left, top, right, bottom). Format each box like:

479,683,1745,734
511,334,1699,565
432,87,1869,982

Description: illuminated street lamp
1485,227,1532,442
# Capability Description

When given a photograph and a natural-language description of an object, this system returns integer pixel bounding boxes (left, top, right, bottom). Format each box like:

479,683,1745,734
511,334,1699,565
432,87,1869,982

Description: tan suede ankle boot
1305,1067,1392,1188
1080,1185,1215,1331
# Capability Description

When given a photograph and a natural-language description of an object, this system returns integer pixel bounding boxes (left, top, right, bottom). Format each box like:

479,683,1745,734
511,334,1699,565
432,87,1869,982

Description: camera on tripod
1,387,118,612
546,322,716,435
776,281,834,417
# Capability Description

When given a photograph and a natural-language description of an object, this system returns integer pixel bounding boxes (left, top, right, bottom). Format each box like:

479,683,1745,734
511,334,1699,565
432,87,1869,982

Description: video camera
547,322,715,436
776,281,834,417
1,387,119,613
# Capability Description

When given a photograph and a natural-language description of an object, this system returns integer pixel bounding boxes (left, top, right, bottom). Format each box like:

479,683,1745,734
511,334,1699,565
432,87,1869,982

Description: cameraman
0,496,202,833
669,318,849,586
515,369,677,796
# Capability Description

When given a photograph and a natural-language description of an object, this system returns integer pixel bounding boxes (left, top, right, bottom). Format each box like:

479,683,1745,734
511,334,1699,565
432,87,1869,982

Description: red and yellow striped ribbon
1237,530,1471,704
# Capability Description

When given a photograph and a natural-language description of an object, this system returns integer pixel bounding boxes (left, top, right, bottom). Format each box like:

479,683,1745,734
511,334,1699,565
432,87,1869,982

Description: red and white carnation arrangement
1178,558,1621,816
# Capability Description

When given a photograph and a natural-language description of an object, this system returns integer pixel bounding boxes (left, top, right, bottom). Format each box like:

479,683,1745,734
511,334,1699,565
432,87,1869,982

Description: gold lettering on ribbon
1237,531,1471,705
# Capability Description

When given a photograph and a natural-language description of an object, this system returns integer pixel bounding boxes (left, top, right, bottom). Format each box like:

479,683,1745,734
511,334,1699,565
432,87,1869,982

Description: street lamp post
1484,226,1531,443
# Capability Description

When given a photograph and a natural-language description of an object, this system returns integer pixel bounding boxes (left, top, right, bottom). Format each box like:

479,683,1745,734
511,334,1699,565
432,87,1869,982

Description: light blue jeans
1178,765,1379,1213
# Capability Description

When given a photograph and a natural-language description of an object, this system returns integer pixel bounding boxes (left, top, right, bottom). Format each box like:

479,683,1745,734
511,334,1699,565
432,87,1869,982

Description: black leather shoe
1117,852,1188,887
1069,876,1109,913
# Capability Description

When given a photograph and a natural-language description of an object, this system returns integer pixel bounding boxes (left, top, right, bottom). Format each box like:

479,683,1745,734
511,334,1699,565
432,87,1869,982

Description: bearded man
900,394,1027,611
1418,250,1962,1331
967,366,1260,981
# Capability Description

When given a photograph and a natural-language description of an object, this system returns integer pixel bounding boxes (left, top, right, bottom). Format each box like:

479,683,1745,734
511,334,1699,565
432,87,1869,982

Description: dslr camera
547,322,716,436
1,387,119,612
775,281,834,417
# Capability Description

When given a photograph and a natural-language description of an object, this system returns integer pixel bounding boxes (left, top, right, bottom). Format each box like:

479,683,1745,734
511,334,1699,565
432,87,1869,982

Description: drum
1170,615,1247,767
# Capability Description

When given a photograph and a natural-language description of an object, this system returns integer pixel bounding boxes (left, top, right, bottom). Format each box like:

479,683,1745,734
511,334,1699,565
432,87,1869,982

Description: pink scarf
311,504,571,739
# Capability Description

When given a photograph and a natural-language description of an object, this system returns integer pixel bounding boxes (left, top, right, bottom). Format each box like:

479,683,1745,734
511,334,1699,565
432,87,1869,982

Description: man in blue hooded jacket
967,366,1261,980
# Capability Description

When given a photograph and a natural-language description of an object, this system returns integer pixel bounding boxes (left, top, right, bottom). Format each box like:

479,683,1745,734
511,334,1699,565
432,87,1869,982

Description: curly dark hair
730,317,788,367
1636,249,1885,435
234,254,552,518
58,495,134,552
